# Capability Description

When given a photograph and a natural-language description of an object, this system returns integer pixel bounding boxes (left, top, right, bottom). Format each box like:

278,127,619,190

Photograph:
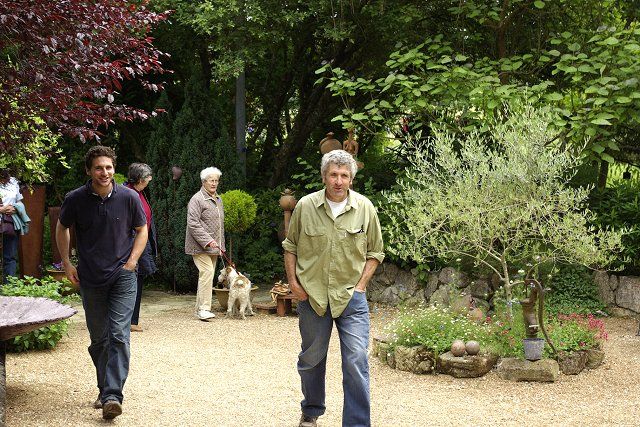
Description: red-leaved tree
0,0,170,153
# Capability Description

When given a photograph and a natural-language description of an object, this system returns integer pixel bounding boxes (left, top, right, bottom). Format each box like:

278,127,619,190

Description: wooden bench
276,294,298,316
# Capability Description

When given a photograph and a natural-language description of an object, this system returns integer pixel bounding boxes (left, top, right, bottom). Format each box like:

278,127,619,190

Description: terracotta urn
319,132,342,154
279,189,297,211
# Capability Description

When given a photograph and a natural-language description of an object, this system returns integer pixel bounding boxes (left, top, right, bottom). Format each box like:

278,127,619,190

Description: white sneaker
197,310,216,321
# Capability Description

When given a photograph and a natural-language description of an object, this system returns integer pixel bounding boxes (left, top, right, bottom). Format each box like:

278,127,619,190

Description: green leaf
616,96,632,103
534,1,545,8
590,118,612,126
601,153,615,163
592,143,605,153
379,100,392,109
607,140,620,151
455,54,468,61
546,92,564,101
548,50,561,57
603,37,619,45
351,113,367,121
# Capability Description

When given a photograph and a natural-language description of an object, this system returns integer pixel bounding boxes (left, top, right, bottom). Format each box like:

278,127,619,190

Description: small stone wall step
497,358,559,382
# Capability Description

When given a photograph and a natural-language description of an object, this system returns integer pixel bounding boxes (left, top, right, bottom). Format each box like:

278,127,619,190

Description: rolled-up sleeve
366,205,385,264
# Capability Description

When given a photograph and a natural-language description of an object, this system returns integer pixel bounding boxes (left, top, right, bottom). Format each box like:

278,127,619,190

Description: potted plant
547,313,608,374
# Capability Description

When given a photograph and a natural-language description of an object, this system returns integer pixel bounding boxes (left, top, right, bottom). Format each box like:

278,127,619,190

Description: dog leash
211,242,235,269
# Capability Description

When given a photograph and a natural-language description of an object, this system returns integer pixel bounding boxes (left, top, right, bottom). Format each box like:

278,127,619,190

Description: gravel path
4,291,640,426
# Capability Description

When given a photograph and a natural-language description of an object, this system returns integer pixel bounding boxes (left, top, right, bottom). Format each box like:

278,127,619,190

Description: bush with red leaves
0,0,170,152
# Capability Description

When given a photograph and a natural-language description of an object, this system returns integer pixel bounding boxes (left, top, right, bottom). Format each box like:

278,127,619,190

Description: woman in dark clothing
125,163,157,332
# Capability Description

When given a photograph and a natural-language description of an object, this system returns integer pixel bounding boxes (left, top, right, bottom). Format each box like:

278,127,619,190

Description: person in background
56,146,147,420
0,170,25,282
282,150,384,427
125,163,157,332
185,167,225,321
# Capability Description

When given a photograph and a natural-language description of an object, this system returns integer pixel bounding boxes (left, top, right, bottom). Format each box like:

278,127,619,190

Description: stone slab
437,351,498,378
496,358,559,382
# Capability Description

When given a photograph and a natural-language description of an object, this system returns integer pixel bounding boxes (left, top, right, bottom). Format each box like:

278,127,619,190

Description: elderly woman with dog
185,167,225,321
124,163,157,332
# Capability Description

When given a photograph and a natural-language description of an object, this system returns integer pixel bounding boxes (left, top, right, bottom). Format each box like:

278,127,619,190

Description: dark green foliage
545,265,606,315
146,74,244,291
589,181,640,274
233,188,285,284
1,276,78,352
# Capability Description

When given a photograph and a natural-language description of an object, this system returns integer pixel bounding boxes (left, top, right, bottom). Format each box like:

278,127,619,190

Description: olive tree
384,105,624,318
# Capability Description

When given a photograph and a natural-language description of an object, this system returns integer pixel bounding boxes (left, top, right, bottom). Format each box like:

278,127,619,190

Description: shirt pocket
302,224,328,255
344,228,367,258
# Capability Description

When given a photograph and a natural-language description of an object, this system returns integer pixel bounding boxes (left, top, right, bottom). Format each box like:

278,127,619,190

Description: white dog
218,266,254,319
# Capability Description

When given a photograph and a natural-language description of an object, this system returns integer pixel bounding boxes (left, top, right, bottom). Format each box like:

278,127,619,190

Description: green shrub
545,265,606,315
1,276,79,352
385,305,497,357
220,190,257,234
545,313,607,354
589,181,640,274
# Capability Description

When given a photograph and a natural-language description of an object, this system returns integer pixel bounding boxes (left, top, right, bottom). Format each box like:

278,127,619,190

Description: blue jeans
80,268,137,404
2,233,19,282
297,291,370,427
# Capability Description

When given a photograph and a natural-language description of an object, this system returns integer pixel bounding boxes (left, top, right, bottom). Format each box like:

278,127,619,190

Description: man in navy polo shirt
56,146,148,420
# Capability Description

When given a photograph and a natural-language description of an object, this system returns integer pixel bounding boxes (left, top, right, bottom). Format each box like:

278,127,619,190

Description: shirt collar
86,179,116,198
200,187,219,201
311,188,358,210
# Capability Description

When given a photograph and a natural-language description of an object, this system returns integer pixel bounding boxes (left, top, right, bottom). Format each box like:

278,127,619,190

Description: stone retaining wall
368,262,640,316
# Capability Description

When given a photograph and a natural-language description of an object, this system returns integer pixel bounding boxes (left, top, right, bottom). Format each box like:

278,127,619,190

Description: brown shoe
93,396,102,409
299,414,318,427
130,324,143,332
102,400,122,419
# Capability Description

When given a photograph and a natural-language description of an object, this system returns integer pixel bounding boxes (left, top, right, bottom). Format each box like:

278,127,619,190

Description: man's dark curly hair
84,145,117,171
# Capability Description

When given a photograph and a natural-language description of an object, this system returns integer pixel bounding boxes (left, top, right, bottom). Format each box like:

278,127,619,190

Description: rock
387,349,396,369
423,274,439,301
402,295,425,307
438,267,470,289
383,263,400,281
558,351,587,375
497,358,559,382
469,279,491,299
609,306,637,317
450,293,473,315
490,273,503,291
585,348,605,369
380,286,400,306
473,298,491,314
437,351,498,378
616,276,640,313
429,286,450,307
394,345,436,374
372,334,391,358
377,342,392,365
468,307,485,323
394,269,420,297
594,271,615,306
609,274,619,291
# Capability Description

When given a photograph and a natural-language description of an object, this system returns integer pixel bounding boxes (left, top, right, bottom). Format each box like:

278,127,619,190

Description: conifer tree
147,74,244,291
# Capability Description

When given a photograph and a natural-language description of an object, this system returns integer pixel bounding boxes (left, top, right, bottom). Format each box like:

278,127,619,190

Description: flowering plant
47,261,65,272
546,313,608,353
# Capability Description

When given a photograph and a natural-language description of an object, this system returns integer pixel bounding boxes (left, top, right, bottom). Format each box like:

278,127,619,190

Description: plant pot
44,269,66,282
558,351,587,375
214,286,259,311
523,338,545,361
585,348,605,369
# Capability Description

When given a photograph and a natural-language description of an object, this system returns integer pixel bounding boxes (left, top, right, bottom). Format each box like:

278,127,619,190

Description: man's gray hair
127,163,153,184
200,167,222,182
320,150,357,179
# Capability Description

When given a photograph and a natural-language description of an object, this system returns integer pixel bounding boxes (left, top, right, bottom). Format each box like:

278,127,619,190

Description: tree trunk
235,69,247,176
597,160,609,190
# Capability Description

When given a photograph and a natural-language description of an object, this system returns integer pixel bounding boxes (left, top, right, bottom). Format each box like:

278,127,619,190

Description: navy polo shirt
59,180,147,288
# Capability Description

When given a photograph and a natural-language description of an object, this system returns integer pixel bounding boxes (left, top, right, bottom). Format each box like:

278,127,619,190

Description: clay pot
465,340,480,356
451,339,466,357
279,189,297,211
319,132,342,154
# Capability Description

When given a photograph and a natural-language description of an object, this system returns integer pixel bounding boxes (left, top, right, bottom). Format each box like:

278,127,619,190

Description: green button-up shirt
282,189,384,318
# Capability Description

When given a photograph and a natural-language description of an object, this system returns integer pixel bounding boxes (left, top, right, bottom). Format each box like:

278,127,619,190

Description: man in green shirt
283,150,384,427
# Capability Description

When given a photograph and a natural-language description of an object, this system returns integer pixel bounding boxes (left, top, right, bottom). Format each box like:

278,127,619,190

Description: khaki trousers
192,254,218,312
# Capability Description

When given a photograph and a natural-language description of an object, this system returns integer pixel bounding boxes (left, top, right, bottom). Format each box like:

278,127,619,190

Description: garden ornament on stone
319,132,342,155
342,128,364,171
520,278,556,361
